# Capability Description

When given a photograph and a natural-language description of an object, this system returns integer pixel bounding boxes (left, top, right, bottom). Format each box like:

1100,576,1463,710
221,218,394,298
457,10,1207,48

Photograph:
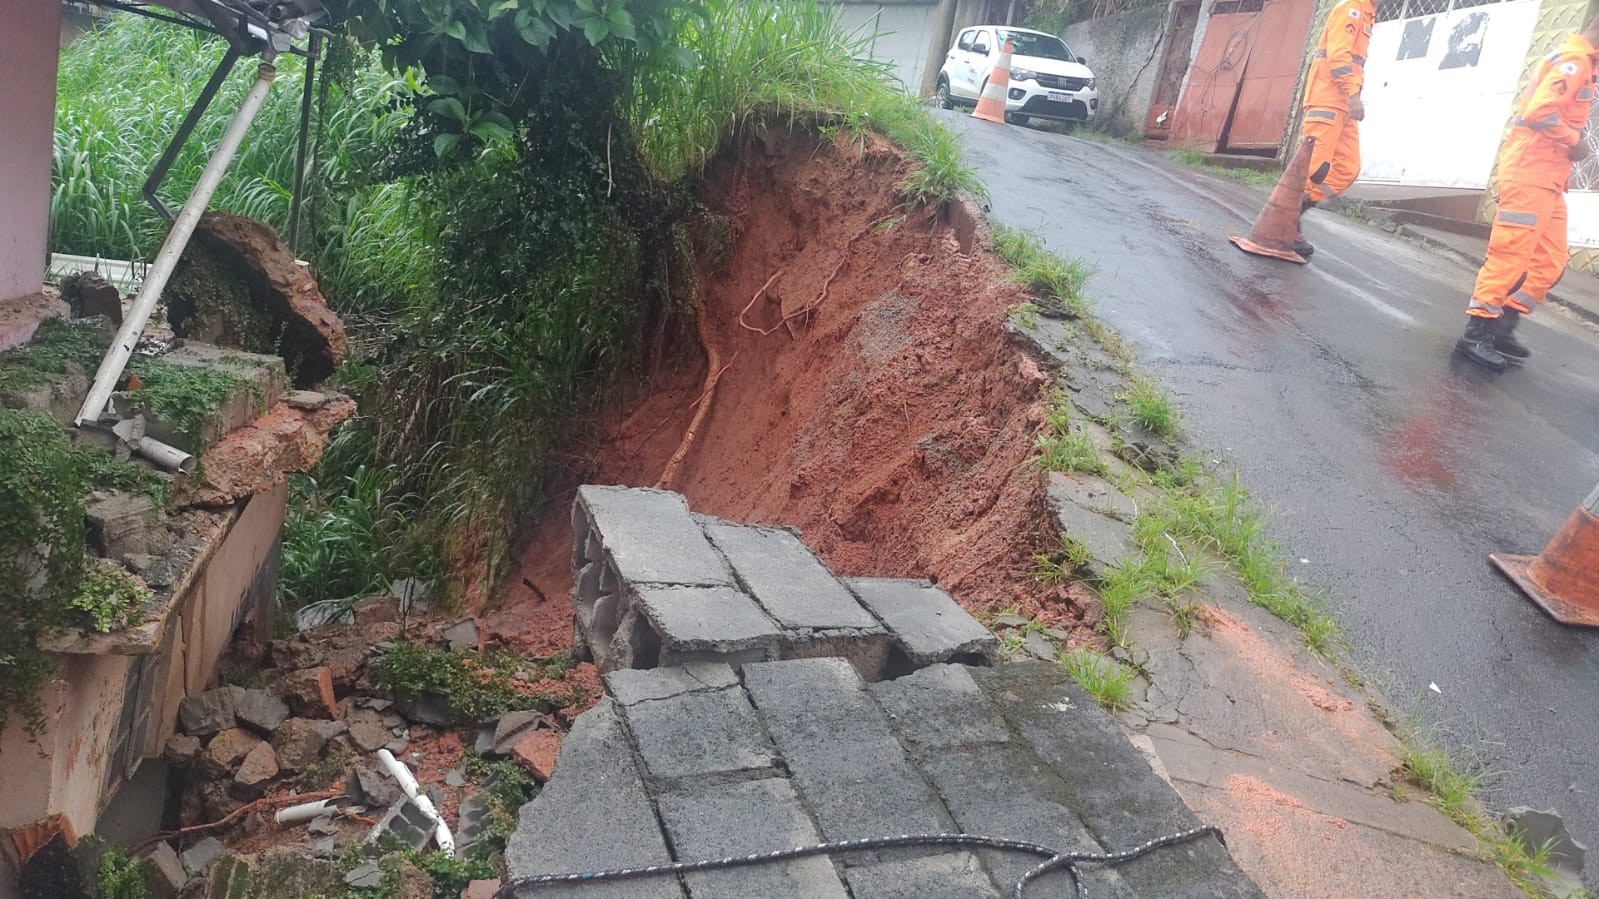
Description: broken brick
511,729,562,783
280,667,337,719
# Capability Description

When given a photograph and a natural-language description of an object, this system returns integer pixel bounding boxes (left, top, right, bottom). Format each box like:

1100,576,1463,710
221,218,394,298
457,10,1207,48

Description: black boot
1292,235,1315,257
1494,309,1531,360
1455,316,1508,371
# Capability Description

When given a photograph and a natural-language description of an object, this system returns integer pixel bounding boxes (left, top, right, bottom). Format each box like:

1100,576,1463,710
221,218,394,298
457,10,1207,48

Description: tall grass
632,0,983,202
52,18,431,309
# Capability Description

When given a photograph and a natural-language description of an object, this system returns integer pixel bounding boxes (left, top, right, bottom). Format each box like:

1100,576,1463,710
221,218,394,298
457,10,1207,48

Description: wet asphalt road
940,110,1599,878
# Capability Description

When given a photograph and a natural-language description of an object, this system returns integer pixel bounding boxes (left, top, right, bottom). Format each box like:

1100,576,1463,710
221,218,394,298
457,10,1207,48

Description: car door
949,28,978,98
964,28,994,97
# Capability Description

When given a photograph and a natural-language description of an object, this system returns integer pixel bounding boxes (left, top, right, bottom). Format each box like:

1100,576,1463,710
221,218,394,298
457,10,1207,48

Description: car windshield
998,30,1074,61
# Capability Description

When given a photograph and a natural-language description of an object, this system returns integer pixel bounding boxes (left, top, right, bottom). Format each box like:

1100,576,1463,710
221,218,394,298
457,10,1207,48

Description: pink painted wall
0,0,62,305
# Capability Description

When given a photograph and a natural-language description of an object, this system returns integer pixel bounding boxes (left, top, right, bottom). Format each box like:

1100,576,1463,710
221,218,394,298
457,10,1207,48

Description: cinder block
633,585,781,669
845,579,999,671
616,678,776,781
574,486,732,587
702,522,880,631
868,664,1010,750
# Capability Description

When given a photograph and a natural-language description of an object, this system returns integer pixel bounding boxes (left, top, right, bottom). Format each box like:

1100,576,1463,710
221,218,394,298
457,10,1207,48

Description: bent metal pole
74,62,278,428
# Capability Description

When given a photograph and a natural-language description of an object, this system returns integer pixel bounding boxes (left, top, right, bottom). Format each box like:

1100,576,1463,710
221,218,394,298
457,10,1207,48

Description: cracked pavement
944,110,1599,889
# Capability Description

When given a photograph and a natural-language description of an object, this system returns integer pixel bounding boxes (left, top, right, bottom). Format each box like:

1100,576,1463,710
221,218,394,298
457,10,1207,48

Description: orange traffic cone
972,40,1014,125
1229,136,1317,264
1490,484,1599,626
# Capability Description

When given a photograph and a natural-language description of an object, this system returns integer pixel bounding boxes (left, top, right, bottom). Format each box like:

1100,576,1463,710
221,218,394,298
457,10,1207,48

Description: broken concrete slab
631,584,783,667
742,658,953,844
604,663,739,706
179,686,244,736
440,617,479,652
655,777,850,899
867,664,1010,750
270,718,331,771
85,491,169,562
575,486,733,586
203,727,262,775
349,765,401,809
1046,471,1139,523
179,836,224,876
505,698,685,898
845,578,999,668
234,689,289,734
1505,807,1587,877
703,522,881,632
618,678,776,781
1047,496,1136,576
140,841,187,899
344,861,384,889
347,708,391,753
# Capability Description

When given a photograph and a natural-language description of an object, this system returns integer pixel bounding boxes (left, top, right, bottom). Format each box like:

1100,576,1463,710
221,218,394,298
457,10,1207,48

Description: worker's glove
1572,138,1593,162
1347,95,1365,122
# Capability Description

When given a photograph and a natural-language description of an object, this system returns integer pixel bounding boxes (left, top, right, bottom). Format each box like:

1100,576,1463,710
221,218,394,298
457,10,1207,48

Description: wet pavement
942,111,1599,882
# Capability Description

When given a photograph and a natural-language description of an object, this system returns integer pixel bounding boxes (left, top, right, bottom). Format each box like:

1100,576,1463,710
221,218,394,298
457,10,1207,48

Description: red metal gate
1146,1,1201,139
1169,0,1315,153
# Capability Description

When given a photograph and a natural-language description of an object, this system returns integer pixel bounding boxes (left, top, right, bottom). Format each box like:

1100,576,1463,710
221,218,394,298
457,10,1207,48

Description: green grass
991,225,1093,313
1398,742,1582,896
52,18,430,311
1171,148,1281,189
1122,378,1177,439
1061,649,1135,710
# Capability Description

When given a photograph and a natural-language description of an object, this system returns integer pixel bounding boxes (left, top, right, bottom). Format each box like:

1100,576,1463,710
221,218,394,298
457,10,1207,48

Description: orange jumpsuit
1469,33,1599,319
1301,0,1374,203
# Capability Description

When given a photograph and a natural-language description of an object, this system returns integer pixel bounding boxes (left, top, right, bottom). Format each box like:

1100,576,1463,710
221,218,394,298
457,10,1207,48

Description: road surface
942,111,1599,880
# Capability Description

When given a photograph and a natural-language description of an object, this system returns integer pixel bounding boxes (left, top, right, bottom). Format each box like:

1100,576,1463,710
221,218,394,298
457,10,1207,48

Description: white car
935,26,1098,125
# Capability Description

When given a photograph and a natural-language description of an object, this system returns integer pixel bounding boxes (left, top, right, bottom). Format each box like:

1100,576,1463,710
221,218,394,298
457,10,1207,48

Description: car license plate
1047,90,1071,102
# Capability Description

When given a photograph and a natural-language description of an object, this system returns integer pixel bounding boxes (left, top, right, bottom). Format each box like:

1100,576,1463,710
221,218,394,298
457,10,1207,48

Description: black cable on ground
492,824,1224,899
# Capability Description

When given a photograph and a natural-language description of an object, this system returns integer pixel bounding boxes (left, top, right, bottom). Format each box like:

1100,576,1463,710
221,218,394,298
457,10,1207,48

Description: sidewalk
1393,222,1599,327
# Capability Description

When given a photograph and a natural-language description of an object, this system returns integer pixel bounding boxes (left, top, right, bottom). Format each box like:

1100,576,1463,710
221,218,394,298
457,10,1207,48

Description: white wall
1358,0,1540,189
833,2,943,91
0,0,62,305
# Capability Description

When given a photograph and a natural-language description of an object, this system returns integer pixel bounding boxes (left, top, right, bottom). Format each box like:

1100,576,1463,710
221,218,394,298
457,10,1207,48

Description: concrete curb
1395,223,1599,328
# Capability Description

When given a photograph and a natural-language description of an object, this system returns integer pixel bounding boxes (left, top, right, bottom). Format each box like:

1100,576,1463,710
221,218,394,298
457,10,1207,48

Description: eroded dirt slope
489,127,1094,655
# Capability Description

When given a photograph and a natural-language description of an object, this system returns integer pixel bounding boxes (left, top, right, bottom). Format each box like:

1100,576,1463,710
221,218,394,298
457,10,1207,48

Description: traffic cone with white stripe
1230,135,1316,264
972,40,1014,125
1490,482,1599,627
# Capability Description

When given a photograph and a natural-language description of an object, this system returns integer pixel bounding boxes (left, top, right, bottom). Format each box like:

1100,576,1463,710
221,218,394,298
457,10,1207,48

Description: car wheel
1004,112,1021,125
935,78,953,110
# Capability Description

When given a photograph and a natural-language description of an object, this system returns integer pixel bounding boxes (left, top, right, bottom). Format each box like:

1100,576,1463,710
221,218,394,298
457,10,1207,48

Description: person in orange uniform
1457,19,1599,371
1294,0,1375,257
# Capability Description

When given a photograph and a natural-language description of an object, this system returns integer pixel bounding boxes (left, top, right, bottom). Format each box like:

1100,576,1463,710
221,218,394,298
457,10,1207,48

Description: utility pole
920,0,961,98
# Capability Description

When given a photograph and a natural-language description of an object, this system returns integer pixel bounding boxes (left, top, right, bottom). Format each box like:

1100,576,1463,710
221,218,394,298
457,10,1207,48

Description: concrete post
0,0,62,307
920,0,962,97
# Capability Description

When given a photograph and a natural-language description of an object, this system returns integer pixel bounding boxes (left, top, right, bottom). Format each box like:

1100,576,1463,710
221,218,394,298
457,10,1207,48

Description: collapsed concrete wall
569,486,1000,679
1065,6,1168,137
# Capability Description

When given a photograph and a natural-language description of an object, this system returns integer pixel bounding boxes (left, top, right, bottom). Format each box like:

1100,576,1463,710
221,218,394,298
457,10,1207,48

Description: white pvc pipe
376,748,455,856
134,436,195,474
273,797,342,826
74,63,278,427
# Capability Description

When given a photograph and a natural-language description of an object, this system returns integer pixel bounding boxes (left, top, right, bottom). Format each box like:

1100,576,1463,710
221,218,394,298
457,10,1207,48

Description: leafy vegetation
992,225,1092,314
73,558,152,633
372,643,580,724
94,846,152,899
1171,148,1281,189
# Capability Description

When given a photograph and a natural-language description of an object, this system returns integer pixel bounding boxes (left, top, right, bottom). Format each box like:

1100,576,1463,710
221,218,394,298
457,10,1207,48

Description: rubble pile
126,595,598,898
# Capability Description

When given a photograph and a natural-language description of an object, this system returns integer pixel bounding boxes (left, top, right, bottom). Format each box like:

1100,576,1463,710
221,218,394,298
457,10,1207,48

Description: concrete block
376,798,437,851
574,486,732,586
633,585,782,668
178,686,244,736
741,659,953,844
843,852,1001,899
505,699,684,899
113,343,288,454
85,490,168,562
1046,471,1139,522
656,778,850,899
618,678,776,782
845,579,999,670
234,689,289,733
971,662,1262,899
141,842,188,899
703,523,880,631
604,663,739,706
179,836,224,875
868,664,1010,749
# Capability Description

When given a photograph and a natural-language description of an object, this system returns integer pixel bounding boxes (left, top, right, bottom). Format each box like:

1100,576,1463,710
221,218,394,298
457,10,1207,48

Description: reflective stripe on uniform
1315,49,1327,58
1330,65,1355,77
1516,112,1562,131
1467,300,1503,317
1352,54,1366,66
1580,87,1595,101
1507,289,1537,313
1497,210,1540,227
1306,109,1339,120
